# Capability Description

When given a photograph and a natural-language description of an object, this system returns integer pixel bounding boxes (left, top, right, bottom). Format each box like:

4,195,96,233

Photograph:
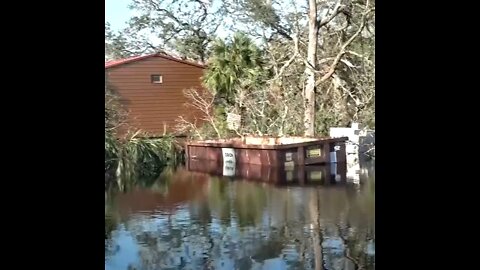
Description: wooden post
298,146,305,166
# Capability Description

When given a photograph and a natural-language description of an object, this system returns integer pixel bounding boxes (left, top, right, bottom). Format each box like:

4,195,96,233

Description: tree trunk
304,0,319,136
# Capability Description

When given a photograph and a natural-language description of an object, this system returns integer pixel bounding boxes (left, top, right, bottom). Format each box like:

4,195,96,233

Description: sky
105,0,132,31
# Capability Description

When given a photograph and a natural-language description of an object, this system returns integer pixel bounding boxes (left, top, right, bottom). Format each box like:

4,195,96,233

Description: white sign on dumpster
222,148,236,176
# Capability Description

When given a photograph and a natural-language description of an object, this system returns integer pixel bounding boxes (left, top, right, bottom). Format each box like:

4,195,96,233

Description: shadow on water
105,161,375,270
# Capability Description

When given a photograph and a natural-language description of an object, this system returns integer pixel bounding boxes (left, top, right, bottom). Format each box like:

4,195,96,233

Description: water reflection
105,163,375,270
186,159,352,187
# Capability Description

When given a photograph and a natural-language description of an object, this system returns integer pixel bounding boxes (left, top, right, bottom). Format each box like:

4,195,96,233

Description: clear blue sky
105,0,132,31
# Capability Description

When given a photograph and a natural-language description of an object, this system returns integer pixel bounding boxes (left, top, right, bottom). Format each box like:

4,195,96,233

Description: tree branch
176,88,222,139
317,0,344,28
346,50,373,65
271,34,299,80
192,0,208,23
316,7,374,86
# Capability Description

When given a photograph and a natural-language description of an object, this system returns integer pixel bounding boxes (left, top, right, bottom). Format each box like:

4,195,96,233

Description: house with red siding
105,53,206,136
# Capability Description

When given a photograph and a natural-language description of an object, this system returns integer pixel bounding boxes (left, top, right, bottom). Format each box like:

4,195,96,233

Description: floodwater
105,162,375,270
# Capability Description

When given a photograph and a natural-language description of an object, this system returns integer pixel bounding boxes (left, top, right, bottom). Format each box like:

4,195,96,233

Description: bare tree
175,88,224,139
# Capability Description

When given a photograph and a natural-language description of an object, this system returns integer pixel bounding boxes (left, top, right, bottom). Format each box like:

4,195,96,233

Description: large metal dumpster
185,136,348,172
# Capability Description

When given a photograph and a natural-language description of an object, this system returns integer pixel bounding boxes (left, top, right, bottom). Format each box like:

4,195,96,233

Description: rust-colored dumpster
185,136,348,169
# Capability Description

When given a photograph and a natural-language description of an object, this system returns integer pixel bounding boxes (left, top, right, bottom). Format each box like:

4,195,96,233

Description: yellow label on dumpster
307,148,322,158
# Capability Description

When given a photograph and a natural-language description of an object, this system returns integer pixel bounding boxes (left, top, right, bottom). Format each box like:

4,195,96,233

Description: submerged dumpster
185,136,348,176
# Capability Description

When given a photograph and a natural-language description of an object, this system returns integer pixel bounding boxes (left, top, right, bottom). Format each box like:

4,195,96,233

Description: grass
105,131,182,191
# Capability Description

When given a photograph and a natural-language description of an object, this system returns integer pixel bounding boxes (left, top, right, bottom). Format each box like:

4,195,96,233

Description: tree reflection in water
105,163,375,270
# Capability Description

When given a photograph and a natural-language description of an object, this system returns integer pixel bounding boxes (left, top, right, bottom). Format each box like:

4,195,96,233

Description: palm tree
202,32,267,106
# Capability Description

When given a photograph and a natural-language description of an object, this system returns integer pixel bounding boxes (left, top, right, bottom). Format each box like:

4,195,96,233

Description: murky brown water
105,162,375,270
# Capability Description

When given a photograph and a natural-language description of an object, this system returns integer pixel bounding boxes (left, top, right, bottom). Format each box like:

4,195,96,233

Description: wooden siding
106,56,205,136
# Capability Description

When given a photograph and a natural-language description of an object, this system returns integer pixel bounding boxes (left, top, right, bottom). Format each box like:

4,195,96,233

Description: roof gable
105,53,205,69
